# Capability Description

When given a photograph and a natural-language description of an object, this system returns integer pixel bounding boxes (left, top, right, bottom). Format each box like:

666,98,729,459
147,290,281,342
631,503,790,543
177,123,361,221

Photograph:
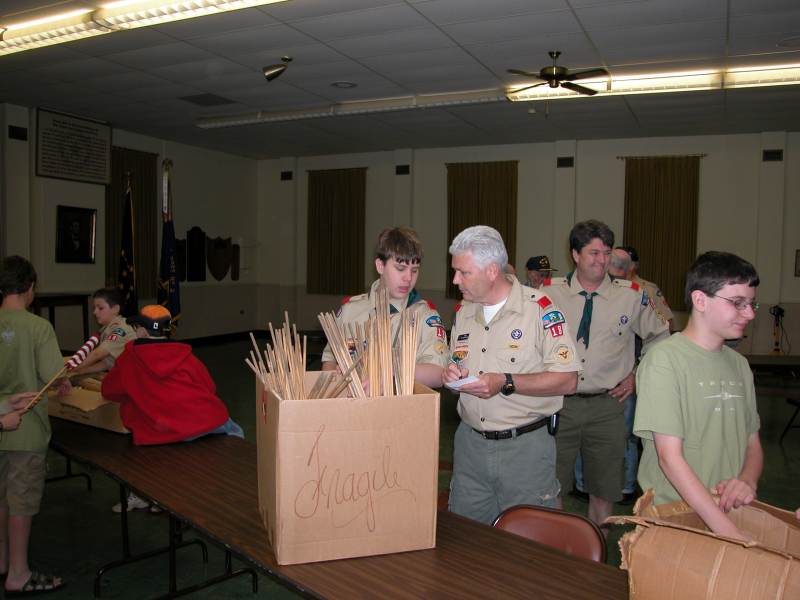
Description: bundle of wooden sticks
247,287,419,400
318,284,418,398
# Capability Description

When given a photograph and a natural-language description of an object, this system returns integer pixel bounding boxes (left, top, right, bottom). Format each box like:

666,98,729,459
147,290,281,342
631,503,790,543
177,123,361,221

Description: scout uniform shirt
98,315,135,369
321,279,449,368
633,274,674,323
451,277,581,431
543,273,670,393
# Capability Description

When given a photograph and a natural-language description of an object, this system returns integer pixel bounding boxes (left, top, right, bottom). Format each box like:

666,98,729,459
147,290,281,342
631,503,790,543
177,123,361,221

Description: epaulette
454,301,462,313
426,300,437,310
542,276,567,286
537,296,552,309
612,278,639,292
340,295,352,305
345,293,367,304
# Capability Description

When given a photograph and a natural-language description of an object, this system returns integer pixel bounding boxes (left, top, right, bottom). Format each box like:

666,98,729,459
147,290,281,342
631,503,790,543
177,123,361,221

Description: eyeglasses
709,294,759,312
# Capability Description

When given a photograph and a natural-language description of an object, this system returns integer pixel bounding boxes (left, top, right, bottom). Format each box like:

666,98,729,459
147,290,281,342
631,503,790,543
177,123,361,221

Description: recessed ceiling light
777,35,800,48
331,81,357,89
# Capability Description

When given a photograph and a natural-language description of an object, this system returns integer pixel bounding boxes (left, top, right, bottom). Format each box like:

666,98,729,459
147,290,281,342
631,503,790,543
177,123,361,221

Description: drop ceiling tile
188,23,316,56
31,57,131,82
289,4,431,41
442,10,582,45
148,58,254,83
261,0,402,22
151,7,277,39
105,42,217,70
412,0,567,24
575,0,725,31
328,27,455,59
65,28,175,57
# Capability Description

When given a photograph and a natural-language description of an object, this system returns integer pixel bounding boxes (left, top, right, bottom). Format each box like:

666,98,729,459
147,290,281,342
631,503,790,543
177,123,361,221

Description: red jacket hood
125,340,194,379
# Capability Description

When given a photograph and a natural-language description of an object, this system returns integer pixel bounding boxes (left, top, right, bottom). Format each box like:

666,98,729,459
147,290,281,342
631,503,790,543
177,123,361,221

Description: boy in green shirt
1,256,67,595
634,251,763,541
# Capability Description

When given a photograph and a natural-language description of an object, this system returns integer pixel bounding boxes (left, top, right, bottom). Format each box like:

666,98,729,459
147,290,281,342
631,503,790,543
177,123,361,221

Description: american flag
66,335,100,369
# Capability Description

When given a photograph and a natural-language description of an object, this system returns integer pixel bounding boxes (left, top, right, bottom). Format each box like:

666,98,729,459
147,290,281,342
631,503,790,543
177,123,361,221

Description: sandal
5,571,65,597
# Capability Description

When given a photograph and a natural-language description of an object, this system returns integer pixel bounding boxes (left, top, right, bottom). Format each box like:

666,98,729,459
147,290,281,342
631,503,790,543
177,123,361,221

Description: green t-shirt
0,308,64,452
634,332,760,505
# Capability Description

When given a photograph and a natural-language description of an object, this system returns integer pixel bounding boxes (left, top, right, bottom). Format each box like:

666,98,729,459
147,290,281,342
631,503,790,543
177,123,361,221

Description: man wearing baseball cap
525,255,557,289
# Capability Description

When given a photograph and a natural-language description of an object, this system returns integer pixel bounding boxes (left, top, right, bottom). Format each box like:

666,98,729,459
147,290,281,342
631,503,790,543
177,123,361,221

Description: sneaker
112,493,149,513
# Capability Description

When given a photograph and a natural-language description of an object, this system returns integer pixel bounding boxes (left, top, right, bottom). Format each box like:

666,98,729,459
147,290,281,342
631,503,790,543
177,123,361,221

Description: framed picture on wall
55,205,97,264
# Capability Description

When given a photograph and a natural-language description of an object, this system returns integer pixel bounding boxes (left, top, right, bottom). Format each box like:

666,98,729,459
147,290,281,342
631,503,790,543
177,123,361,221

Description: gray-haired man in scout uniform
442,225,580,525
543,220,669,529
321,227,449,388
612,246,674,330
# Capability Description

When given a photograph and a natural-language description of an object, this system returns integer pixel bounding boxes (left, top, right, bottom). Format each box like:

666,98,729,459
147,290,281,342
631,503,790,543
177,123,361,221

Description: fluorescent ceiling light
506,65,800,101
196,89,507,129
0,0,289,55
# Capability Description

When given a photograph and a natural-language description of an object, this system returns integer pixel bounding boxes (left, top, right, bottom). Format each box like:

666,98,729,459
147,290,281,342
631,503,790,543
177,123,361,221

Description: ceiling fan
507,51,609,96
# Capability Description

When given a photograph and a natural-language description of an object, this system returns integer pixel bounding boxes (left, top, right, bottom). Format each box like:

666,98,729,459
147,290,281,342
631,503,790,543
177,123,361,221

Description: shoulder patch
542,278,552,287
537,296,552,309
630,282,640,291
454,302,462,313
426,300,437,310
341,296,352,305
110,327,127,337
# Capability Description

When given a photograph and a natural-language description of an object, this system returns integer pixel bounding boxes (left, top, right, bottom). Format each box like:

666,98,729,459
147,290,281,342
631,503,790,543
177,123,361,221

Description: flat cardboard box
48,382,129,434
256,372,440,565
609,490,800,599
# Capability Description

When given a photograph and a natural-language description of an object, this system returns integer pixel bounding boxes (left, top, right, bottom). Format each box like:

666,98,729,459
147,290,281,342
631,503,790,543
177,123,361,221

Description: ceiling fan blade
508,81,547,94
507,68,541,77
564,68,609,81
561,81,599,96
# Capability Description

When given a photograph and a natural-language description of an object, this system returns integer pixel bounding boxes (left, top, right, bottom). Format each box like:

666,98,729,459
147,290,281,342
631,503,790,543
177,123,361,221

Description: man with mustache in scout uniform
442,226,580,525
321,227,448,387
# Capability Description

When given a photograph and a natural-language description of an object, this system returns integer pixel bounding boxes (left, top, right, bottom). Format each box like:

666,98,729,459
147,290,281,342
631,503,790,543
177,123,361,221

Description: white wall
257,131,800,353
6,96,799,354
1,105,259,346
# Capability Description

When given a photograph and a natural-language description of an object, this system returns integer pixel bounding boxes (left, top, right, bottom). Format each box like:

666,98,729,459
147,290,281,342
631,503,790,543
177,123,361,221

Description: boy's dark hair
375,227,423,265
569,220,615,253
93,287,123,308
0,255,37,295
685,251,759,311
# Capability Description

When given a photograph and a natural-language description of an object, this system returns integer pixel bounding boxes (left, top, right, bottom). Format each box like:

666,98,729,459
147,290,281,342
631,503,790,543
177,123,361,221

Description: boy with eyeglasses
634,251,763,540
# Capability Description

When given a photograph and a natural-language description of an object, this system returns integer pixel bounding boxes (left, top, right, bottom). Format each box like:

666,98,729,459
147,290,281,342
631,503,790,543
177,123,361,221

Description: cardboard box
609,490,800,599
256,372,440,565
48,382,129,434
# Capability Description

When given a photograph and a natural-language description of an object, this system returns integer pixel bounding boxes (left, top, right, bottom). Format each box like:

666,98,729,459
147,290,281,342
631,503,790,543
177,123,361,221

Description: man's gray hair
449,225,508,269
609,250,632,273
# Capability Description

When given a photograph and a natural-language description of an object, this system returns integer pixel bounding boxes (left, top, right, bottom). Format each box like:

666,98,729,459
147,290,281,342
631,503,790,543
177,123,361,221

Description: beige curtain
105,146,158,298
307,168,366,295
446,161,518,298
623,156,700,312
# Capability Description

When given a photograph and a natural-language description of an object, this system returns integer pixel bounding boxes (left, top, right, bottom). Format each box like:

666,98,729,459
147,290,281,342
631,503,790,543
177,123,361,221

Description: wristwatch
501,373,515,396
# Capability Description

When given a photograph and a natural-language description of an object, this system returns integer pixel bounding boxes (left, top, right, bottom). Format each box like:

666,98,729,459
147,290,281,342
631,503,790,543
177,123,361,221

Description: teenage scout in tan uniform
543,220,669,529
321,227,448,387
443,226,579,525
69,288,135,377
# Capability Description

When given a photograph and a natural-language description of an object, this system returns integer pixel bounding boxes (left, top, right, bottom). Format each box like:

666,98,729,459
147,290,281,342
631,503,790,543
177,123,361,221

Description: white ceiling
1,0,799,158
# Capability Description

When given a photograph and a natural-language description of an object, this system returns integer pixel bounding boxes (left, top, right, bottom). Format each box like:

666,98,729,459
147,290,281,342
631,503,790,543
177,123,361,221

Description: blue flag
157,215,181,328
117,181,137,317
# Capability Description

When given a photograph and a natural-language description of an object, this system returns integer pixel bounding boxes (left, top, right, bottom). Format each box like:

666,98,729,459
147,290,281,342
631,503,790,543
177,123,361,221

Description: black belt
472,418,548,440
570,390,608,398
